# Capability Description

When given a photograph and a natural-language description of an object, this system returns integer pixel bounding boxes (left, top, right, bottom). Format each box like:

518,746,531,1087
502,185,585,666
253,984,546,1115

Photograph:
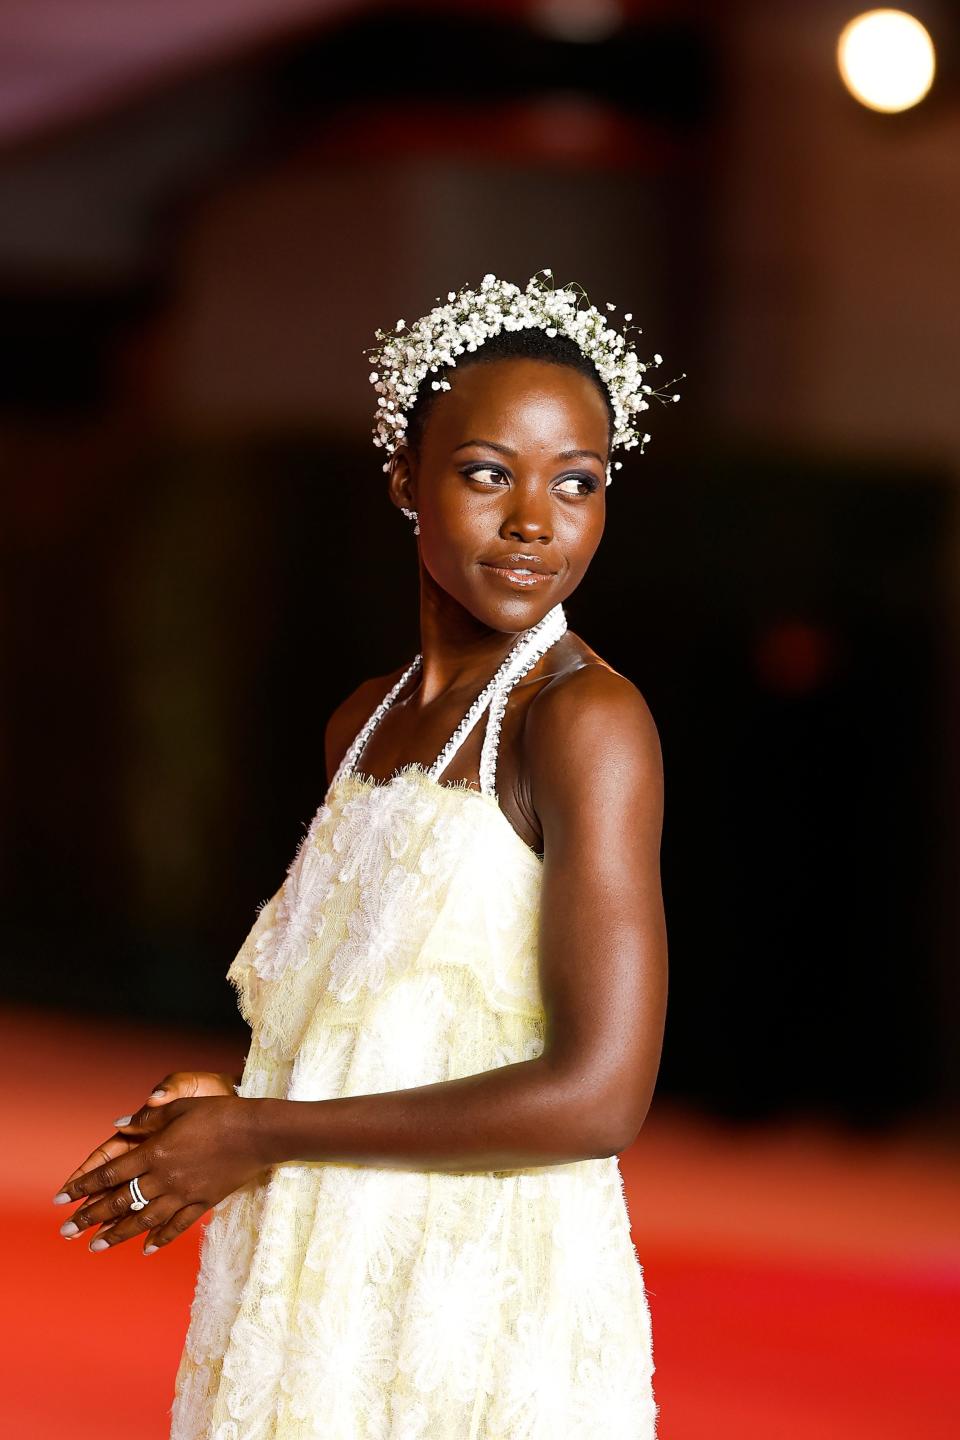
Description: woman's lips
479,563,555,588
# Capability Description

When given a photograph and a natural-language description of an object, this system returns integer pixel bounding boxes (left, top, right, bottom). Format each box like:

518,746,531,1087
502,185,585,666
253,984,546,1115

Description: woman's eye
555,474,599,496
463,465,508,485
461,465,598,495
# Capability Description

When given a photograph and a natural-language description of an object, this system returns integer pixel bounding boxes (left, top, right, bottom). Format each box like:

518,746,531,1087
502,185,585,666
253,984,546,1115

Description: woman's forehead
424,359,610,450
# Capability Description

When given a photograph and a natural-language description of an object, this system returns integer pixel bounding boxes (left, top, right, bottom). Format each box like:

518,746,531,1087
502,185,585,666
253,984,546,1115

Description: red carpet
4,1003,958,1438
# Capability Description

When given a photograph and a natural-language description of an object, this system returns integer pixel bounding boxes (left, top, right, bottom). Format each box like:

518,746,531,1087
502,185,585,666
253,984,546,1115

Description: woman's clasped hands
52,1070,269,1257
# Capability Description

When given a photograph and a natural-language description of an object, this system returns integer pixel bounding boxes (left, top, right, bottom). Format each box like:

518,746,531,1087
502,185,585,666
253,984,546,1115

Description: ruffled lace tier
170,766,658,1439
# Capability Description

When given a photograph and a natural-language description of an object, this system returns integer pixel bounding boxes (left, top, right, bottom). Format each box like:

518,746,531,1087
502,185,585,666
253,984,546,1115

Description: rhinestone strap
430,603,567,784
332,603,567,789
478,605,568,797
330,655,422,790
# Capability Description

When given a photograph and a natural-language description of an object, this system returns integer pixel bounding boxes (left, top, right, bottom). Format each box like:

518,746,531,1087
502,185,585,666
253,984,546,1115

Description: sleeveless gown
169,603,659,1439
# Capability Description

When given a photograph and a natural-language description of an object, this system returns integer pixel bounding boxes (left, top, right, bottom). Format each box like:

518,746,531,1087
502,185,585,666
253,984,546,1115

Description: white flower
287,1025,354,1101
418,803,475,885
220,1292,294,1429
183,1195,259,1366
397,1229,506,1403
169,1361,215,1439
332,774,436,887
253,807,337,983
488,1309,572,1436
305,1164,428,1287
284,1279,397,1428
364,271,683,478
327,862,422,1003
570,1342,659,1439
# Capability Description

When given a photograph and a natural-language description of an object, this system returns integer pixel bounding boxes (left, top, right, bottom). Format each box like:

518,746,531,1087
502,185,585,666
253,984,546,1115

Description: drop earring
400,506,420,536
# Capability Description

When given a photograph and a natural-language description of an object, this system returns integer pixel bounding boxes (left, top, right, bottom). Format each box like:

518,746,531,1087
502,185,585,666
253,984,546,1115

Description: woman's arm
245,663,668,1172
54,666,668,1247
249,1056,617,1172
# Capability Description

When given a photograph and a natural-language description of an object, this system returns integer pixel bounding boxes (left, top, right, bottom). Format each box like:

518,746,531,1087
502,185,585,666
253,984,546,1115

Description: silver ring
128,1177,148,1212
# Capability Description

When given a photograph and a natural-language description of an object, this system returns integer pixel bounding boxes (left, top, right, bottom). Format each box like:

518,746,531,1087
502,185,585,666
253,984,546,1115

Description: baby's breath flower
363,270,684,477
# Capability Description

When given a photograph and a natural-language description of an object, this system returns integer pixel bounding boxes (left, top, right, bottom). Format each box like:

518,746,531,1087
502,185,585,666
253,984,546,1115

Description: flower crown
366,269,684,485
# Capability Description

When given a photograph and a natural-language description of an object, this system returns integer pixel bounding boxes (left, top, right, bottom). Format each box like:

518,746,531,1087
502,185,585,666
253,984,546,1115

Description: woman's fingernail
52,1192,71,1205
89,1238,109,1252
149,1089,166,1098
59,1220,79,1237
114,1115,132,1127
143,1244,158,1255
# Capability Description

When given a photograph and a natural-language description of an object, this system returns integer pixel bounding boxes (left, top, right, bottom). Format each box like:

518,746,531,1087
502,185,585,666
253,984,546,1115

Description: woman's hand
53,1071,257,1255
52,1091,267,1255
56,1069,240,1212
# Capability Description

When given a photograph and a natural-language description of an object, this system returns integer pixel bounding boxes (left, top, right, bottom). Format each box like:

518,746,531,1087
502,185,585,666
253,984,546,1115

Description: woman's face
390,358,609,633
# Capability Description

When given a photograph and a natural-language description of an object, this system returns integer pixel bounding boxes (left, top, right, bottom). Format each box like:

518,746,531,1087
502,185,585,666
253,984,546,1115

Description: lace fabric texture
169,764,659,1439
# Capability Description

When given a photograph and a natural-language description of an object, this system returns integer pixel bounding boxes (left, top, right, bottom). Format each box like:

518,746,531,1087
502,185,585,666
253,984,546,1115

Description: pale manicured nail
52,1192,71,1205
89,1238,109,1252
59,1220,79,1237
149,1089,166,1098
143,1244,158,1255
114,1115,132,1126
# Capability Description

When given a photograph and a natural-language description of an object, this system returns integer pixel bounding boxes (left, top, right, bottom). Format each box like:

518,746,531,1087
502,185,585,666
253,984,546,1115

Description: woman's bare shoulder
531,628,651,700
524,630,663,784
324,663,410,784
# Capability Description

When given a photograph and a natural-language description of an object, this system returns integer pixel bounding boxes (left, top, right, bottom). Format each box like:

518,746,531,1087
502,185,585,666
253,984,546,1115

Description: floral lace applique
396,1211,519,1405
284,1279,397,1433
183,1190,262,1368
304,1167,428,1289
252,805,336,983
347,972,458,1094
327,861,423,1003
332,772,437,887
220,1293,292,1432
287,1025,355,1102
417,800,477,885
236,1065,271,1100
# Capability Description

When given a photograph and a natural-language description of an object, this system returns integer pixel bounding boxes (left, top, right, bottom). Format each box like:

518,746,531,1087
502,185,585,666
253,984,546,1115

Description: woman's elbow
588,1089,652,1156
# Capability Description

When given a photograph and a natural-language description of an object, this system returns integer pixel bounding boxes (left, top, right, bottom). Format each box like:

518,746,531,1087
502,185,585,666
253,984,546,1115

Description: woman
53,271,680,1438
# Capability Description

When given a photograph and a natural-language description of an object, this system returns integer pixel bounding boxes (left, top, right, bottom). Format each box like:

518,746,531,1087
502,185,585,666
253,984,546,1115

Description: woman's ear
387,446,417,514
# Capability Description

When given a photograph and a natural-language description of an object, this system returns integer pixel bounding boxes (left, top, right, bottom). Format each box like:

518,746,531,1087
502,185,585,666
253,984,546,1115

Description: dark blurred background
2,0,958,1136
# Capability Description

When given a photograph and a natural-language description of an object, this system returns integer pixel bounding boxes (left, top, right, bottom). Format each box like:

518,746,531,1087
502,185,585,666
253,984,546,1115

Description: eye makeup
458,463,600,496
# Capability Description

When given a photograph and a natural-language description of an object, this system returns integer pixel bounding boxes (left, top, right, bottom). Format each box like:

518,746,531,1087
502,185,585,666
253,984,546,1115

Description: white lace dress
169,604,659,1439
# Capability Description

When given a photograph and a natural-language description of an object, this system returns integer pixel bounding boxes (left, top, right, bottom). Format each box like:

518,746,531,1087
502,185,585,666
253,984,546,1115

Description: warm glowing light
837,10,935,112
532,0,623,44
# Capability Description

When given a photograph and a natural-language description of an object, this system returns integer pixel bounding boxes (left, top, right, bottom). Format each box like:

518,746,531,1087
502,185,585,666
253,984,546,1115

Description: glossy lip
482,552,557,571
479,563,556,588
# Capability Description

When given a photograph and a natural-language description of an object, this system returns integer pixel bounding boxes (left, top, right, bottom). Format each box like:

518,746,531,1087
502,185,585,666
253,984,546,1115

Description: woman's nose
506,520,551,543
503,495,553,544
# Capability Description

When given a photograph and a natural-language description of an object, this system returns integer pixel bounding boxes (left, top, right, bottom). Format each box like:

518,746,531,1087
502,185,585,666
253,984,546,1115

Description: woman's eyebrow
557,448,604,464
453,438,516,457
453,440,604,464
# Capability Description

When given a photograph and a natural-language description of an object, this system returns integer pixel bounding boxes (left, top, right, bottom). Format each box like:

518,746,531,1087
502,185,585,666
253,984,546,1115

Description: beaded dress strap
432,604,567,792
329,657,422,791
331,603,567,794
476,605,567,797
